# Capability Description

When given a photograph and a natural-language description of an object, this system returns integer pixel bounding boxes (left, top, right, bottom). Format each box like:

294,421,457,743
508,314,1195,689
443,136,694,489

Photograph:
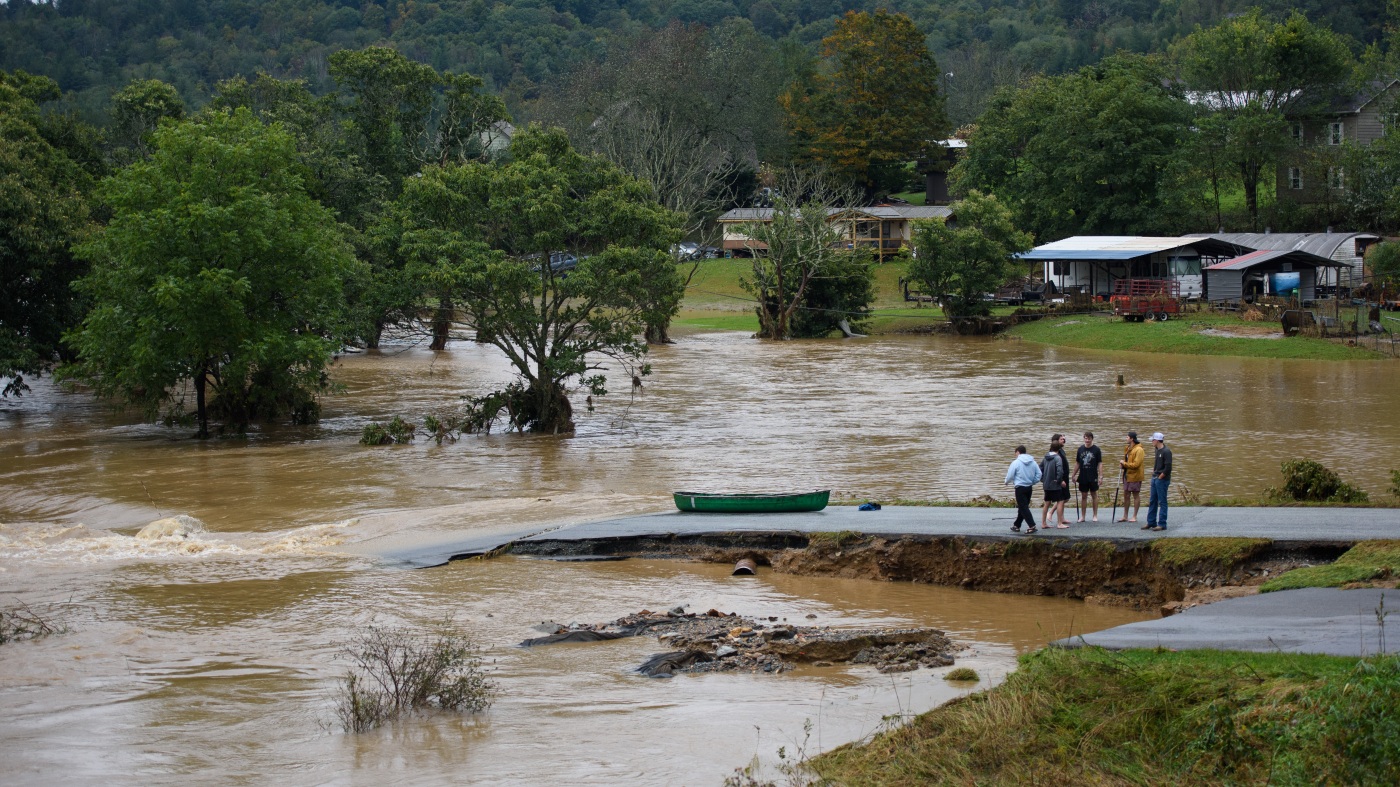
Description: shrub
359,416,417,446
1270,459,1368,503
944,667,980,682
1390,469,1400,499
334,622,495,733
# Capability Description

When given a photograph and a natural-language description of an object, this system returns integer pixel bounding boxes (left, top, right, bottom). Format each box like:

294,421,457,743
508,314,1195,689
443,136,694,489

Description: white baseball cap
1151,432,1165,442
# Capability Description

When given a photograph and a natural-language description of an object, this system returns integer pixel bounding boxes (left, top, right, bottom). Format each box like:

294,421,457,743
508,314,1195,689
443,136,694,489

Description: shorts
1123,481,1142,492
1077,479,1100,493
1045,488,1071,502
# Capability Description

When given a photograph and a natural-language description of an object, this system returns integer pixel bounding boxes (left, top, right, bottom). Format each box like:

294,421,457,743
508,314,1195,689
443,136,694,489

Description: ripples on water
1,330,1396,784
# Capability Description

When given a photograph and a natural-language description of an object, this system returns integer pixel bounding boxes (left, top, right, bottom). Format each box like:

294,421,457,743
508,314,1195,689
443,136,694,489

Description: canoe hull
672,490,830,513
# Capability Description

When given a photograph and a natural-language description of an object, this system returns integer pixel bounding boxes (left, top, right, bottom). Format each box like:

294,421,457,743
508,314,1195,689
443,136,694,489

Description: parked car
673,242,720,260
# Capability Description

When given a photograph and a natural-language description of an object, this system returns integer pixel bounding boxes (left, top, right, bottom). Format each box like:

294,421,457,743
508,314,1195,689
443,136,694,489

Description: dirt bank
508,532,1353,612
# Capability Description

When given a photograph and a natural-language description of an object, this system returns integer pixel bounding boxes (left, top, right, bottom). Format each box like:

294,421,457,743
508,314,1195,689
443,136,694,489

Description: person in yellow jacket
1117,431,1145,523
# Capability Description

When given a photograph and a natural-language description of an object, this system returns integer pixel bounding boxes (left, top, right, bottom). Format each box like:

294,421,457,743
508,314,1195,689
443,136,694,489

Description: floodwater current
2,330,1397,785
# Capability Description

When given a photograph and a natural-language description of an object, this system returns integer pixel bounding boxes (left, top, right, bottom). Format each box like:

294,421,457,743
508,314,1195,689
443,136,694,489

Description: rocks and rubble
519,607,960,678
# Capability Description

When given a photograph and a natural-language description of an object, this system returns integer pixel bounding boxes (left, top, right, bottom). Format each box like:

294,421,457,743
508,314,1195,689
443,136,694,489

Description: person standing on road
1145,432,1173,531
1073,432,1103,522
1118,431,1144,523
1004,445,1042,533
1040,434,1071,529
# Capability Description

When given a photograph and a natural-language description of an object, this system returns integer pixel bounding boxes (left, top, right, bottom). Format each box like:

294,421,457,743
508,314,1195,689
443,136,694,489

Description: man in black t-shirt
1073,431,1104,523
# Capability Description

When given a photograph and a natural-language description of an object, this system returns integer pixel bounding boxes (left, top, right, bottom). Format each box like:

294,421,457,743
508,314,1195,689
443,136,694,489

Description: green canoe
672,490,830,513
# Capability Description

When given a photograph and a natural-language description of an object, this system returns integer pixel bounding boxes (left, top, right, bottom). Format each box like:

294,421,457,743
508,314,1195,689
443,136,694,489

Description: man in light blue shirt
1005,445,1043,533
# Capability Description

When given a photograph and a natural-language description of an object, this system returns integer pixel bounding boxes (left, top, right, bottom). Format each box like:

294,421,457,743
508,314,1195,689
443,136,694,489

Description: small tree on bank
389,125,683,435
65,108,362,438
907,191,1033,320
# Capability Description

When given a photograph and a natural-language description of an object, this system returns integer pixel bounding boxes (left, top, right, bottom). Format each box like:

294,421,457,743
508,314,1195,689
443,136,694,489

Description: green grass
1261,540,1400,592
811,647,1400,785
1007,312,1384,361
1151,537,1271,569
888,191,927,205
679,258,1043,336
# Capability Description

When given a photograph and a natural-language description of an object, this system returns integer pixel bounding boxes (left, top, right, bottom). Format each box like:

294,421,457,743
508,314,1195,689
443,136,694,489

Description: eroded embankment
506,532,1355,611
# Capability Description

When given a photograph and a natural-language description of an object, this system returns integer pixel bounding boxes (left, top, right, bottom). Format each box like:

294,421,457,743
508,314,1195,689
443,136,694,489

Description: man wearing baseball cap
1144,432,1173,531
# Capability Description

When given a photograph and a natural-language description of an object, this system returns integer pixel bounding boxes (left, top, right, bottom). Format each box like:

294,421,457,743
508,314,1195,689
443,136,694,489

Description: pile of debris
520,607,959,678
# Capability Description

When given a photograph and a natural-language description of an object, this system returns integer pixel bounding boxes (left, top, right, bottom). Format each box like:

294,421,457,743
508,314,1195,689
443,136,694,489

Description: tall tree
907,191,1033,321
1173,9,1354,228
953,54,1197,241
65,109,362,438
328,46,440,194
388,125,682,434
780,10,950,195
0,71,95,396
109,78,185,163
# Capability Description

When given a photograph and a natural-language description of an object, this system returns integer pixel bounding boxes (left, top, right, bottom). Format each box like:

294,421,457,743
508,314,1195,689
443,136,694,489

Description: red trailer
1111,279,1181,322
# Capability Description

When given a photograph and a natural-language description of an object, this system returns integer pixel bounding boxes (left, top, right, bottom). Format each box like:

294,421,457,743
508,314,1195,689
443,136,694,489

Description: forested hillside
0,0,1387,125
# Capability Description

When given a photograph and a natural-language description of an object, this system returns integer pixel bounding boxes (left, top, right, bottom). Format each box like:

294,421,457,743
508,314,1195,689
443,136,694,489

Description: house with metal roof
1019,236,1242,299
1203,249,1342,302
1186,232,1379,288
716,204,952,260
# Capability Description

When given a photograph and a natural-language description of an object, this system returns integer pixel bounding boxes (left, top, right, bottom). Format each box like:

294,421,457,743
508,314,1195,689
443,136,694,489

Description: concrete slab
1055,587,1399,656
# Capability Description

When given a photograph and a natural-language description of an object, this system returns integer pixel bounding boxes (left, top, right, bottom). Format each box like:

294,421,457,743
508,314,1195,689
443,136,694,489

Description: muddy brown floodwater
2,330,1397,785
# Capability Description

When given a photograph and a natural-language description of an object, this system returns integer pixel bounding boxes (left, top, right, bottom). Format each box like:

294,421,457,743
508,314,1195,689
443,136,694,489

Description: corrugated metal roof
716,205,952,222
1187,232,1378,259
1205,249,1341,271
1021,236,1207,260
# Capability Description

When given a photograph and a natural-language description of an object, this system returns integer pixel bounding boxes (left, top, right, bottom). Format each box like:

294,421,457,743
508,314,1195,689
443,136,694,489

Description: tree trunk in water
429,298,453,351
194,367,209,440
645,321,672,345
367,319,384,350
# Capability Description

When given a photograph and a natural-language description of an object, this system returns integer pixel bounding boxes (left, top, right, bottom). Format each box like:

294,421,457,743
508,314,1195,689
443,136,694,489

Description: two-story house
1278,79,1399,203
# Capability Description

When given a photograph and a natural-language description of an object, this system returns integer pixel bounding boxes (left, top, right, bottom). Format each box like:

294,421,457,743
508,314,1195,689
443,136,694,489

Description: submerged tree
388,125,682,434
0,71,95,396
739,169,871,341
65,109,362,438
907,191,1033,320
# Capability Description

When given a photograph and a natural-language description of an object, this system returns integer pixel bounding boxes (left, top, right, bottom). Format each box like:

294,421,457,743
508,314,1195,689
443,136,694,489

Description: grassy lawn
678,257,1017,335
1261,540,1400,592
1007,312,1384,361
810,647,1400,785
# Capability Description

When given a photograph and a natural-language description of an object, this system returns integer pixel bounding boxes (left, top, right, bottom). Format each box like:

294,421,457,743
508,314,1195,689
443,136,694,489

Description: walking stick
1111,469,1124,523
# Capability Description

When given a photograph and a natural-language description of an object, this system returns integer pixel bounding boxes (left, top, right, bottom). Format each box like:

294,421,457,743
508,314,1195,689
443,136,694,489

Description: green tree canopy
1173,10,1354,227
0,70,95,396
953,54,1196,241
907,190,1033,320
65,108,363,438
387,125,683,434
109,78,185,162
781,10,950,195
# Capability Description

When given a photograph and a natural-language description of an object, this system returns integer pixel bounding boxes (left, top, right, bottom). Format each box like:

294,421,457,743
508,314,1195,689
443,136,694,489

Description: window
1329,122,1344,145
1328,167,1345,190
1052,261,1067,276
1288,167,1303,190
1291,123,1304,145
1168,256,1202,276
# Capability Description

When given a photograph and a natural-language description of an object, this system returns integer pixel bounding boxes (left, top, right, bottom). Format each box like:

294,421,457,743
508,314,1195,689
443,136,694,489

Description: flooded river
2,330,1396,784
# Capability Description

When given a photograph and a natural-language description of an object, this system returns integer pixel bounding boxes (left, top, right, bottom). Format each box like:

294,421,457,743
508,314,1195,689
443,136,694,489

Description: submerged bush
334,622,495,733
0,602,69,645
944,667,980,682
359,416,417,446
1270,459,1369,503
1390,469,1400,499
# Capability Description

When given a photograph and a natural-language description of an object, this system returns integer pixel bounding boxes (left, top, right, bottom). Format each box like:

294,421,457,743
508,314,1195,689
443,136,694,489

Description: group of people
1004,431,1174,534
